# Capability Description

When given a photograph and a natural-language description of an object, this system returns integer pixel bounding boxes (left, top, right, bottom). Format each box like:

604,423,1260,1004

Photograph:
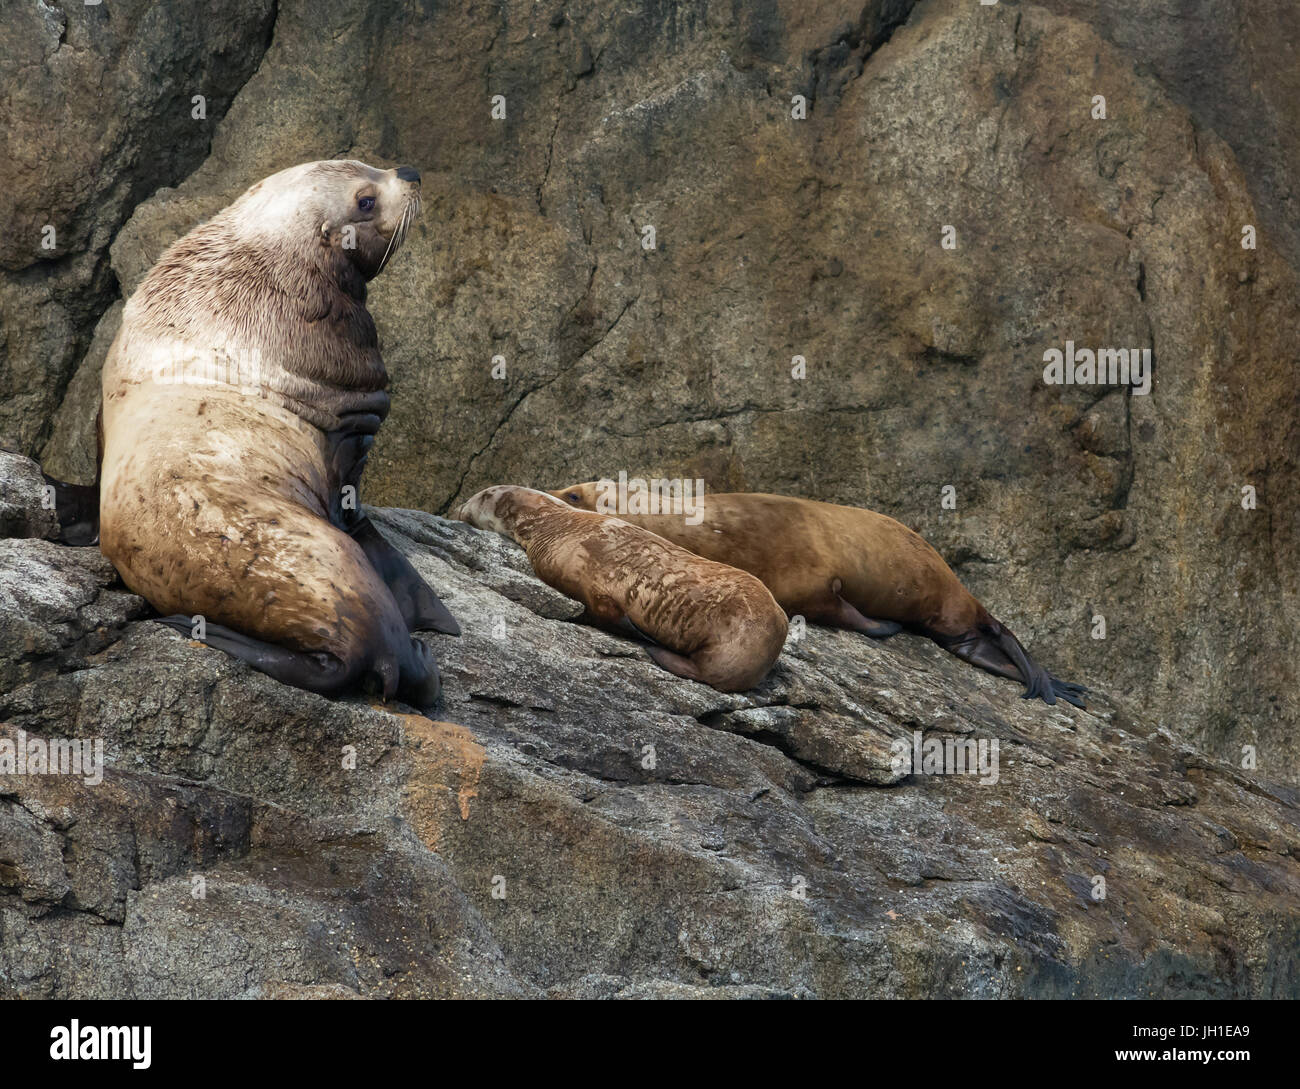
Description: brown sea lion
97,159,457,709
457,486,788,693
549,483,1086,708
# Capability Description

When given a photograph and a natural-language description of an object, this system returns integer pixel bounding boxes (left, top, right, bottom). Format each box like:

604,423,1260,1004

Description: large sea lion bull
96,159,457,708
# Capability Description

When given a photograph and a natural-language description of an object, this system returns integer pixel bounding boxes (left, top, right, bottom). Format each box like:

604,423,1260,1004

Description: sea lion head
121,159,424,411
458,485,569,542
548,482,602,510
235,159,422,282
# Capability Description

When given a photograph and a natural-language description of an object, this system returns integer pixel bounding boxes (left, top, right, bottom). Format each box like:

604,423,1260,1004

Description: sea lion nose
395,165,420,184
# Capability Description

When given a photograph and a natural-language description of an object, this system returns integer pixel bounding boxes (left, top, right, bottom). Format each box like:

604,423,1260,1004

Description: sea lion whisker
377,216,401,272
397,205,410,251
378,198,416,272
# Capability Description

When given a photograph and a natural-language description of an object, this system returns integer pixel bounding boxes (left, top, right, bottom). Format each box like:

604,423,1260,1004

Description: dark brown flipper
578,610,657,645
826,580,904,637
791,580,904,637
576,607,703,683
574,599,662,647
324,406,458,638
934,619,1087,709
155,614,441,710
348,516,460,636
645,644,704,682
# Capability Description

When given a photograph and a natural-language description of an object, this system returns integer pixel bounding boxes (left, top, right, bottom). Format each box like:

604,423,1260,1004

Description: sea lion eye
566,492,580,503
358,195,376,212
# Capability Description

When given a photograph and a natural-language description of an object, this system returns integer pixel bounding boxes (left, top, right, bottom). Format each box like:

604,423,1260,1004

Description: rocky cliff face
3,0,1299,995
1,454,1297,998
7,0,1297,786
0,0,275,456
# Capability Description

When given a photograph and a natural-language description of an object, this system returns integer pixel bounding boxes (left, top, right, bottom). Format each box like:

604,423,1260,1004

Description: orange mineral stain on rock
391,713,486,852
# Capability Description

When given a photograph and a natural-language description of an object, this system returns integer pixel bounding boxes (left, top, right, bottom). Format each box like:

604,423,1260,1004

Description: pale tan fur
100,160,432,700
547,482,1088,708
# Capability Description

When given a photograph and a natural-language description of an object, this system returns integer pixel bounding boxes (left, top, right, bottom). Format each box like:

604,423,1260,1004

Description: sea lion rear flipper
935,620,1087,710
936,629,1022,681
1047,675,1089,709
992,625,1089,708
348,516,461,636
41,474,100,546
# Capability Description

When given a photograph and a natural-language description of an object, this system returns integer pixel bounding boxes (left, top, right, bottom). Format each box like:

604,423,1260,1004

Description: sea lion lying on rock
458,485,788,693
551,483,1086,708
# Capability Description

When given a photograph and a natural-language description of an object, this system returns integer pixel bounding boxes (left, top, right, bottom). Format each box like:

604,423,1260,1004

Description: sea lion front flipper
832,597,903,638
645,644,704,683
575,593,651,640
615,615,658,644
578,608,657,644
156,615,353,693
348,516,461,636
810,580,903,638
155,615,442,709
